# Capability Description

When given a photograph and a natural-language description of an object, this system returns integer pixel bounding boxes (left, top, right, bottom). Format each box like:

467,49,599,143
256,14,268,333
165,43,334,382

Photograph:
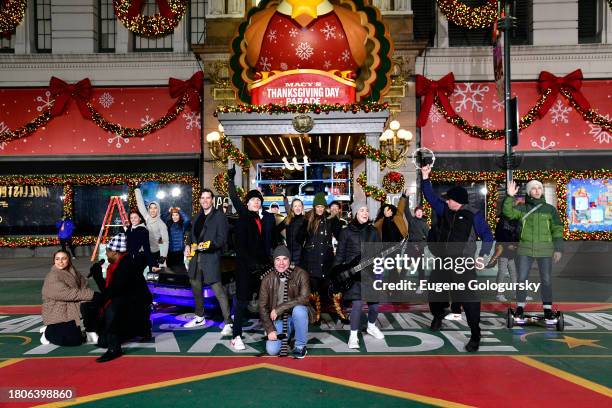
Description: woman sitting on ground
41,250,99,346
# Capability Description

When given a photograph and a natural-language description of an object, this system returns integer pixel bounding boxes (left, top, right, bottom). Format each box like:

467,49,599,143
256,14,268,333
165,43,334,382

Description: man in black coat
227,165,271,350
183,188,232,333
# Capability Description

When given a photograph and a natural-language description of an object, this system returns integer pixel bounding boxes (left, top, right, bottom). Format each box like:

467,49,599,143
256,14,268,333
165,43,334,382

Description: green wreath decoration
0,0,26,36
382,171,405,194
438,0,498,29
114,0,187,38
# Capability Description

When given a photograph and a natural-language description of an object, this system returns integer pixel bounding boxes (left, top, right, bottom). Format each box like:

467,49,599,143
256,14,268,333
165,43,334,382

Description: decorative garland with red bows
114,0,187,38
437,0,498,29
356,141,387,170
382,172,405,194
356,172,387,202
0,72,203,145
417,69,612,140
0,0,25,38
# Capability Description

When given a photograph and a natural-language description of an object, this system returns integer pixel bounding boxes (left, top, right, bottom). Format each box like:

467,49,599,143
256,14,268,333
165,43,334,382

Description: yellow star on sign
549,335,606,349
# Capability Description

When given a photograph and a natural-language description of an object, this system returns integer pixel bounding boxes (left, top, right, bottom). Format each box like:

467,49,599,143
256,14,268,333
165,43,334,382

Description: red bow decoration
537,69,590,118
169,71,203,112
128,0,172,19
49,77,92,118
415,73,456,127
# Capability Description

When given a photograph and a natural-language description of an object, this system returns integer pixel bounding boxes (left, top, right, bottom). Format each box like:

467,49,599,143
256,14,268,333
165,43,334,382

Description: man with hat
421,165,493,352
88,233,153,362
227,165,274,350
259,245,312,358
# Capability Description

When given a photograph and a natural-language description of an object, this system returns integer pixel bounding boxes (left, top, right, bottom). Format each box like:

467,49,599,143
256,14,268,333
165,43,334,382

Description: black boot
96,348,123,363
430,316,443,331
465,327,481,352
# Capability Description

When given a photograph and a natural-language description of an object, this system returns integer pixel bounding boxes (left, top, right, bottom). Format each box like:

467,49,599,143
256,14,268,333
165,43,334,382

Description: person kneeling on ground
259,245,313,358
41,250,100,346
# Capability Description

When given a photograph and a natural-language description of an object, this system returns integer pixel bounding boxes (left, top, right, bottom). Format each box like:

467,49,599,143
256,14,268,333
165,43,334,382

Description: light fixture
171,187,181,197
206,125,227,167
156,191,167,200
378,118,414,168
292,156,303,171
120,194,128,201
480,187,488,196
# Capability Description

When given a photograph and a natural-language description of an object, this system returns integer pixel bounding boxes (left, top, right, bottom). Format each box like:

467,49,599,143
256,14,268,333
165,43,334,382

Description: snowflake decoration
531,135,557,150
295,42,314,61
339,49,350,62
454,83,490,112
259,57,272,71
550,100,572,124
35,91,55,112
0,122,8,150
320,22,337,40
108,133,130,149
98,92,115,109
482,118,493,128
141,115,154,127
323,60,332,69
280,62,288,71
183,112,201,130
588,114,612,144
266,30,277,43
428,106,442,123
492,99,504,112
0,141,6,151
289,28,299,38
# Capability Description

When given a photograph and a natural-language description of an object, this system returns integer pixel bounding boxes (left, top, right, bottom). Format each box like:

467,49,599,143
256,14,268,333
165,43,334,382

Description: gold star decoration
549,336,606,349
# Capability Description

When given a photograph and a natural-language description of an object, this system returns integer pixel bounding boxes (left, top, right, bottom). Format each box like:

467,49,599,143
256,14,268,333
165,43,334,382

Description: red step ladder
90,196,129,261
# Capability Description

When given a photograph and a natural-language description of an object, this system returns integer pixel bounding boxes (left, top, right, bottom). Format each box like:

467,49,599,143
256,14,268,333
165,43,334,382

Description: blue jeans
265,305,308,356
517,255,553,304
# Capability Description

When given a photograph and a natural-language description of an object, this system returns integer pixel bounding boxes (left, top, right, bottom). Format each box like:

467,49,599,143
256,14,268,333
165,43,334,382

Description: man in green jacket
503,180,563,322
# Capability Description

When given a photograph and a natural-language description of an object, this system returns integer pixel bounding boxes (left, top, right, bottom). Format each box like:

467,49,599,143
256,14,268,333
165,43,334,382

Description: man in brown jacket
259,245,311,359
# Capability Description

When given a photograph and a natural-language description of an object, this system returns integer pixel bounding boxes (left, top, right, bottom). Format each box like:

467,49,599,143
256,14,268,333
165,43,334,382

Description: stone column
532,0,578,46
605,3,612,45
14,0,33,54
435,6,449,48
365,133,381,217
51,0,97,53
115,19,130,53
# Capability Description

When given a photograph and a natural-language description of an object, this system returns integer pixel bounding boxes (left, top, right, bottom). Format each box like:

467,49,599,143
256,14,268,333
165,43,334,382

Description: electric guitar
329,238,409,293
186,241,211,260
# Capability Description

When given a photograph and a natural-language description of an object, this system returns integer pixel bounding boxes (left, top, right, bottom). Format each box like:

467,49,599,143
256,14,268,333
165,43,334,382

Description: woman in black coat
276,196,305,265
334,201,383,349
124,210,155,273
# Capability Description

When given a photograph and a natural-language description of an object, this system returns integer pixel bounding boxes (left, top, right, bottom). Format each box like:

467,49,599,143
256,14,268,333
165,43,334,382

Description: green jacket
502,195,564,257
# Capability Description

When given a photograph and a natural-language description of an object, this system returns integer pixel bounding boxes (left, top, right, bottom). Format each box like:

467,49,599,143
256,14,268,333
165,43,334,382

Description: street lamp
206,124,228,167
379,120,413,168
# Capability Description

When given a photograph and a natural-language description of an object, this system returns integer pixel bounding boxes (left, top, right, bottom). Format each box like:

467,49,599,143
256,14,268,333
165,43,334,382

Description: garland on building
382,172,405,194
437,0,498,29
417,70,612,139
356,172,387,202
214,102,389,115
213,172,246,199
0,73,202,144
428,170,612,241
0,0,26,37
113,0,187,38
356,141,387,170
219,136,251,170
0,236,98,249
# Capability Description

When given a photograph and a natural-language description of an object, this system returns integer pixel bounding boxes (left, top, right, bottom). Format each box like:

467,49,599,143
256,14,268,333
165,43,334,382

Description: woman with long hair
276,196,305,266
124,210,155,273
164,207,191,274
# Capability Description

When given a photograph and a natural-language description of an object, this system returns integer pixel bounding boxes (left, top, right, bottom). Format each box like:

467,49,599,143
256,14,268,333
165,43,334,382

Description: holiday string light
437,0,498,29
219,136,251,170
356,172,387,202
0,0,26,36
113,0,187,38
356,141,388,170
215,102,389,115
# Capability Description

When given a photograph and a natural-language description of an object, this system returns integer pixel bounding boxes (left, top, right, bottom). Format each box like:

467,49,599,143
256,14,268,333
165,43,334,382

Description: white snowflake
108,133,130,149
280,62,288,71
588,114,612,144
259,57,272,71
98,92,115,109
550,99,572,124
339,49,350,62
323,60,332,69
35,91,55,112
482,118,493,128
428,106,442,123
492,99,504,112
141,115,154,127
183,112,201,130
267,30,277,43
454,83,490,112
295,42,314,61
289,28,299,38
320,22,337,40
531,135,557,150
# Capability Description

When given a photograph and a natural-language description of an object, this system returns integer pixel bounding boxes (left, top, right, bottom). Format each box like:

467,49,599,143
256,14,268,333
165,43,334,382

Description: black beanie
444,186,469,205
245,189,263,204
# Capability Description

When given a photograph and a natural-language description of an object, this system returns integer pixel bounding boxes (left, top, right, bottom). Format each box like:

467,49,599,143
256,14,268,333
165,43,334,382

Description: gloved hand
158,256,166,265
227,164,236,180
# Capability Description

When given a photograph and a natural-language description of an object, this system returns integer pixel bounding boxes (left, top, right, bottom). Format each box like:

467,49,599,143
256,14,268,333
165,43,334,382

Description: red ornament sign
249,69,355,105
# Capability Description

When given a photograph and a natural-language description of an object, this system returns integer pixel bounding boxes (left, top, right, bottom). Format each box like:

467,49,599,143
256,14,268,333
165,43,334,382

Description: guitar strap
277,268,292,356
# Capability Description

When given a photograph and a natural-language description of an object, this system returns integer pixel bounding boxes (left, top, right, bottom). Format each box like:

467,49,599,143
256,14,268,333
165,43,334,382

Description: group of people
41,165,564,360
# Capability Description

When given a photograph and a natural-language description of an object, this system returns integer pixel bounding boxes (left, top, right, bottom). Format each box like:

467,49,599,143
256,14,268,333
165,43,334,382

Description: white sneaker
444,313,463,321
496,294,508,302
526,295,534,301
348,332,360,349
40,332,50,345
366,323,385,339
39,326,46,333
86,331,99,345
231,336,246,351
183,315,206,328
220,323,233,337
